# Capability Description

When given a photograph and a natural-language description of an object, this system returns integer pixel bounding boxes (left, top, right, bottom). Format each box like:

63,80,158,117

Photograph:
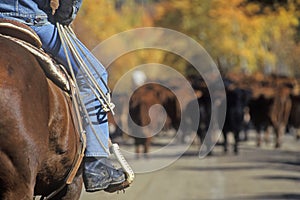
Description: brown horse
0,35,83,199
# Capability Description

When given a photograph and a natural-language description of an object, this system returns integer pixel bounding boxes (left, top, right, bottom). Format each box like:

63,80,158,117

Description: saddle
0,18,42,48
0,18,70,92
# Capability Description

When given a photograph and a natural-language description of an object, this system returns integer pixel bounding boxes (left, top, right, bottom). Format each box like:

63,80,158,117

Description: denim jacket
0,0,83,26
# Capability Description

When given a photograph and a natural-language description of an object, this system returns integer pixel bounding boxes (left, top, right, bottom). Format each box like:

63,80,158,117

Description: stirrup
110,143,134,184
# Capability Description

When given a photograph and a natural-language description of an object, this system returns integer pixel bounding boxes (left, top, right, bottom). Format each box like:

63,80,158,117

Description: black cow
221,81,251,154
181,74,219,155
248,94,273,146
183,88,212,152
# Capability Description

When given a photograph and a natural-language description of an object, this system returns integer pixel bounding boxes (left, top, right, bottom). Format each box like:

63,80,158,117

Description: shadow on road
256,175,300,182
176,165,266,172
223,193,300,200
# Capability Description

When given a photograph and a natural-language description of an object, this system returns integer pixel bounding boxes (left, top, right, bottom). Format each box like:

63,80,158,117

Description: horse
0,33,83,199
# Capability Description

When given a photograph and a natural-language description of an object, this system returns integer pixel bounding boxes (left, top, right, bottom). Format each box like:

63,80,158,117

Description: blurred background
73,0,300,199
74,0,300,88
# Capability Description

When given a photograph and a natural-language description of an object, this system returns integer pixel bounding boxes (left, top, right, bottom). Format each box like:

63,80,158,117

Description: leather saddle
0,18,42,48
0,18,70,92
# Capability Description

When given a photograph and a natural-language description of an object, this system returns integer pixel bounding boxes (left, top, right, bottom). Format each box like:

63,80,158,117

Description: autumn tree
74,0,300,81
153,0,300,75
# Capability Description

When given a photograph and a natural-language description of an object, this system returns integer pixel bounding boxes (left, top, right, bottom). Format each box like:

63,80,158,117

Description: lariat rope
56,23,111,155
57,23,115,114
56,23,135,186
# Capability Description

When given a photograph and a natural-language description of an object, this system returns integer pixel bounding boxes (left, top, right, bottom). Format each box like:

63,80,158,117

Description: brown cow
128,83,180,159
269,84,292,148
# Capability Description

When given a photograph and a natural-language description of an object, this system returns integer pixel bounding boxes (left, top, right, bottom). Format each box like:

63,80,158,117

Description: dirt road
80,132,300,200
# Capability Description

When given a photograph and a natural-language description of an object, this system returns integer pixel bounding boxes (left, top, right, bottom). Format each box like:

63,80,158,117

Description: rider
0,0,127,193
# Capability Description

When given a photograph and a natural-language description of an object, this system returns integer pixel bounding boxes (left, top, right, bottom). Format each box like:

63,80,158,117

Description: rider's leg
76,64,125,192
30,23,125,192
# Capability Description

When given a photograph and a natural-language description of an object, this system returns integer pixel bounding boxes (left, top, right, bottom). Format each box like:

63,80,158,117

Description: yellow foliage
74,0,300,79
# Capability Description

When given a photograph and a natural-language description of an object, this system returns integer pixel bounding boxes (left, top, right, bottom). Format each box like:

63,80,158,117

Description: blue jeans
32,24,110,158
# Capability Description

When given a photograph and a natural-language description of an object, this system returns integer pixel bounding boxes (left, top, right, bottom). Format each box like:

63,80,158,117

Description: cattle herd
109,73,300,157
